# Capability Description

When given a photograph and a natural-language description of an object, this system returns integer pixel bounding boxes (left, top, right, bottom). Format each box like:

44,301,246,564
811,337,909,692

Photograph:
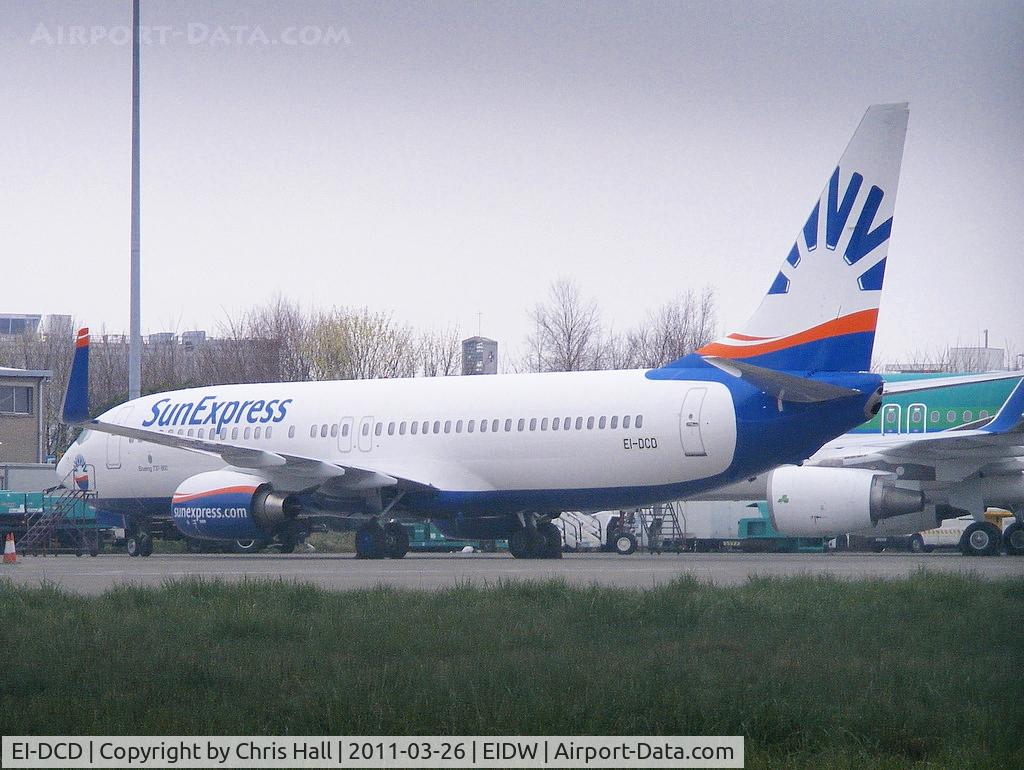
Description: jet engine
767,465,924,537
171,470,300,541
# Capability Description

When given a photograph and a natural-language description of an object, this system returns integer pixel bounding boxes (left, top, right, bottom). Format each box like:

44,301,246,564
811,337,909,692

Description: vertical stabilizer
682,103,909,372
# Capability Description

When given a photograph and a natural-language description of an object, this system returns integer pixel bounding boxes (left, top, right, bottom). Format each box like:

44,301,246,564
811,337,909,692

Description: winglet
981,377,1024,434
62,327,90,424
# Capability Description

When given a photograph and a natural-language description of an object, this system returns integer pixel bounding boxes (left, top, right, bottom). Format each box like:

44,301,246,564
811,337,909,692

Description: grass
0,572,1021,768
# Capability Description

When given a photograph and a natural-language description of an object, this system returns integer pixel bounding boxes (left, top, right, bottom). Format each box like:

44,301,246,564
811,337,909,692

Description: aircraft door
907,403,926,434
357,416,374,452
105,406,134,469
881,403,901,435
338,417,354,452
679,388,708,457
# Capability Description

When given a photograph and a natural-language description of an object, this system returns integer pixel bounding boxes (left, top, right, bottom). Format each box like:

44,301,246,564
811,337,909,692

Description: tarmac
3,550,1023,594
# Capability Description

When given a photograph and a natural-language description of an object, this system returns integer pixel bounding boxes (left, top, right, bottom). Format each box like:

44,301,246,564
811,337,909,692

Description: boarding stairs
554,512,605,551
634,502,688,553
18,485,99,556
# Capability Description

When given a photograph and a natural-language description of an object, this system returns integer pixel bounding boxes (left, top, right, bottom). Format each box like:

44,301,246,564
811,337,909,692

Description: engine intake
768,465,924,537
171,470,299,541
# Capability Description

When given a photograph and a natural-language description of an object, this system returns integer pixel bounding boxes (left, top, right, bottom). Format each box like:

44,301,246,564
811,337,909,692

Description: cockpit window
74,429,92,445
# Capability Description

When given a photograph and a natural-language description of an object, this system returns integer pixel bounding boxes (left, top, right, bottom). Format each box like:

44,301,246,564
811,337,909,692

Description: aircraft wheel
539,522,563,559
1002,521,1024,556
355,522,387,559
508,528,545,559
140,534,154,557
384,521,410,559
959,522,1001,556
614,532,637,556
126,536,141,558
231,538,266,554
908,534,932,554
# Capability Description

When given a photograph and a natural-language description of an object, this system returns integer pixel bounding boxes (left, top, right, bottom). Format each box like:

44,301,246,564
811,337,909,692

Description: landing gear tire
1002,521,1024,556
539,522,563,559
355,522,387,559
508,527,547,559
959,522,1001,557
231,539,265,554
185,538,203,554
614,532,638,556
126,536,141,558
908,534,932,554
383,521,410,559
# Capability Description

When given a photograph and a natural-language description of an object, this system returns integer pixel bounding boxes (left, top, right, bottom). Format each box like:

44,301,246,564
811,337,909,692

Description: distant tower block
462,336,498,375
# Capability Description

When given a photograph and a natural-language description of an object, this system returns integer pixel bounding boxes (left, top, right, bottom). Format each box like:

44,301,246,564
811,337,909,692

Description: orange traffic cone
3,532,16,564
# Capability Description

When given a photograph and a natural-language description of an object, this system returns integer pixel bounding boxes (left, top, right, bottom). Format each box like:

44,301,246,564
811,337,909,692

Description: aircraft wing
74,417,435,494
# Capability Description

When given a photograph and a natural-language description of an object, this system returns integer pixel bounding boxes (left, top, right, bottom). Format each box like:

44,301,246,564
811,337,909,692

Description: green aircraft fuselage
853,373,1023,435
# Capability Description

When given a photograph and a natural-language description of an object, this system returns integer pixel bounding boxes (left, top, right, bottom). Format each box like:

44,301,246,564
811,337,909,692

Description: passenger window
266,426,272,439
331,424,339,438
529,418,537,431
288,425,295,438
322,424,329,438
411,421,418,435
979,410,989,419
636,415,643,429
231,427,239,440
361,423,369,436
587,416,595,429
254,427,262,439
433,421,440,434
375,422,383,436
505,419,512,432
623,415,631,429
540,418,548,431
610,416,618,429
468,420,475,433
963,410,972,422
342,424,350,437
480,419,488,433
187,429,194,437
492,419,500,432
946,410,956,423
575,416,583,430
930,411,939,423
599,417,607,429
388,422,395,436
444,421,452,434
198,429,205,439
552,417,560,430
456,420,463,433
518,418,525,431
400,422,407,435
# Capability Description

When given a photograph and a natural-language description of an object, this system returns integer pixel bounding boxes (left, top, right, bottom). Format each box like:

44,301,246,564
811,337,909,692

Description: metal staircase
18,486,99,556
634,502,688,553
556,512,605,551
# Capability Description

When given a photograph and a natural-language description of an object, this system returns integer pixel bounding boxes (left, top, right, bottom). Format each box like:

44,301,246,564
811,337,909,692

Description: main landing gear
355,519,410,560
508,514,562,559
126,520,153,558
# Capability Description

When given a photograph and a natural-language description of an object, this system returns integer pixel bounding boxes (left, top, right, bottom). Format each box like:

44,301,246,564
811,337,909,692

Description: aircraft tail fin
674,103,909,372
62,327,90,424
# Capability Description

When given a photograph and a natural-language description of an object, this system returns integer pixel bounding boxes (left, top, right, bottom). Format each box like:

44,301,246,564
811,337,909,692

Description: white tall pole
128,0,142,400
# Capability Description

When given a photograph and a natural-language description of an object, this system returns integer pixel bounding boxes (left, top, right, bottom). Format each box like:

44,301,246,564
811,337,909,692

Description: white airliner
58,104,915,559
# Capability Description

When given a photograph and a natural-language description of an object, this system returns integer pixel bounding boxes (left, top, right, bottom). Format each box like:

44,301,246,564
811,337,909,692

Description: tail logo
768,167,891,296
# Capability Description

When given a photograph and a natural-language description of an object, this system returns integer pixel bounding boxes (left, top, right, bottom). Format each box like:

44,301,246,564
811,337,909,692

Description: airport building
462,336,498,375
0,366,51,464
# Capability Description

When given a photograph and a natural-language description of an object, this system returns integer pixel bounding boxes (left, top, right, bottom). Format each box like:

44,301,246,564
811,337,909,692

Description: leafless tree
419,325,462,377
524,279,604,372
627,288,718,369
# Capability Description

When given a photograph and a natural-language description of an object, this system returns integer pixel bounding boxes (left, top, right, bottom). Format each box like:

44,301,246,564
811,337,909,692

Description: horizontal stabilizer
981,378,1024,435
703,356,862,403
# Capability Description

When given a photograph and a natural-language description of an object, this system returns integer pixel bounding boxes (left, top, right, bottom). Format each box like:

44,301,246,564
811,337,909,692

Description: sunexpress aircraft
59,104,919,559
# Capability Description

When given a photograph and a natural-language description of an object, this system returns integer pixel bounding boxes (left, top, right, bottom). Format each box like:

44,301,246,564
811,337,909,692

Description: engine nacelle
171,470,299,541
768,465,925,537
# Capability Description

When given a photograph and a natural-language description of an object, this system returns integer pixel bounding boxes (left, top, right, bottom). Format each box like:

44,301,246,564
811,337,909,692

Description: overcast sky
3,0,1022,367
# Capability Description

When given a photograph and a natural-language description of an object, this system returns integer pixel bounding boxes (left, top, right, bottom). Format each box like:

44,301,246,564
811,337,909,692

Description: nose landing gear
355,519,410,559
